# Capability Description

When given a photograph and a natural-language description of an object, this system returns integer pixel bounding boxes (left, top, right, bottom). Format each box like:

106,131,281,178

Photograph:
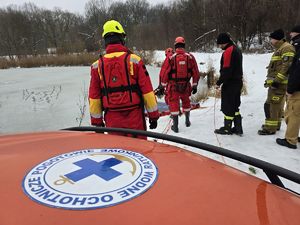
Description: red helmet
174,36,185,45
165,48,174,56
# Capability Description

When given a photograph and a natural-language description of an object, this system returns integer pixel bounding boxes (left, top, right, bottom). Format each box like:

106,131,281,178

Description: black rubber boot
215,119,233,135
171,115,179,133
257,128,276,135
276,138,297,149
185,111,191,127
232,115,243,136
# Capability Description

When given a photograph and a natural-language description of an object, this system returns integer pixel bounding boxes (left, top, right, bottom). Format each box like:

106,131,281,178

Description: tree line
0,0,300,58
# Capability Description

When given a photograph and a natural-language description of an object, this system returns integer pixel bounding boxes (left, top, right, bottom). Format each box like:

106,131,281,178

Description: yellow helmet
102,20,126,38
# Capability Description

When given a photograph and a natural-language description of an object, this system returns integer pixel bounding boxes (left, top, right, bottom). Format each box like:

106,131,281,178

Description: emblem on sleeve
22,149,158,210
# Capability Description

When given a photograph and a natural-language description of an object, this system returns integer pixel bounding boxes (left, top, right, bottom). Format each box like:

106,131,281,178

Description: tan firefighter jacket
266,40,295,86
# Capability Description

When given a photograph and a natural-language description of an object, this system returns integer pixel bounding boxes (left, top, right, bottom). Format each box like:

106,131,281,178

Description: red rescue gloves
192,85,198,94
149,119,158,129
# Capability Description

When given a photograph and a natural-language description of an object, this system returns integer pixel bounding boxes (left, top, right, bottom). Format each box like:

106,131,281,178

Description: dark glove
96,122,105,127
192,85,197,94
271,81,279,89
149,119,157,129
264,79,273,88
91,117,105,127
154,85,164,98
93,120,105,127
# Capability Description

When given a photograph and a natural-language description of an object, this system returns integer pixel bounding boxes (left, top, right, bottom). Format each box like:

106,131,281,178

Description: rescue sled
147,101,202,117
1,127,300,225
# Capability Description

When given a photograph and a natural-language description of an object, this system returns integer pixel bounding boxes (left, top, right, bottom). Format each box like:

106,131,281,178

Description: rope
213,88,227,164
161,117,173,143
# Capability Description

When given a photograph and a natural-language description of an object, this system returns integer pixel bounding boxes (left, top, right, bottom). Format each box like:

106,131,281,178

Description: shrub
134,50,155,65
0,53,99,69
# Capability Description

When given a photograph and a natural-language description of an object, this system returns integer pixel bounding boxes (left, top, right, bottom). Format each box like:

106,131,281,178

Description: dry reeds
0,53,99,69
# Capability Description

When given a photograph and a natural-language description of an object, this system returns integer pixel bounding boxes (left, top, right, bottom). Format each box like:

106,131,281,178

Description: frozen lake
1,52,300,193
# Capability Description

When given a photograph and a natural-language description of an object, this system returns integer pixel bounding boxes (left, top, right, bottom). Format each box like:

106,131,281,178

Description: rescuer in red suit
155,48,175,103
89,20,159,139
159,37,200,133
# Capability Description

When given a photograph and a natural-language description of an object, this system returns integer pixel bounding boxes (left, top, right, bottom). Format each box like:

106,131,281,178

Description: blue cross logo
65,158,123,182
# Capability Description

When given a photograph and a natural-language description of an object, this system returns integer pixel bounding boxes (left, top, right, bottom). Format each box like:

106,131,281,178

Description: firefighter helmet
102,20,126,38
174,37,185,45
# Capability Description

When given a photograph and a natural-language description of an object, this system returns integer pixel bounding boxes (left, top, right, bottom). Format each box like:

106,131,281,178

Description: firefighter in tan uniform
276,25,300,149
258,29,295,135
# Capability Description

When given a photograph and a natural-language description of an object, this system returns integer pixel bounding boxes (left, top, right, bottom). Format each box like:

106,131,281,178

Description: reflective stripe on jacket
267,40,295,84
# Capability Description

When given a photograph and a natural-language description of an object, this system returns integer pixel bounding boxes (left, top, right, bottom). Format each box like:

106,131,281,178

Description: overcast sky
0,0,172,14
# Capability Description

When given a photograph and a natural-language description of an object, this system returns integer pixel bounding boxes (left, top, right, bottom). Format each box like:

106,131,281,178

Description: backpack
99,53,142,111
169,53,192,93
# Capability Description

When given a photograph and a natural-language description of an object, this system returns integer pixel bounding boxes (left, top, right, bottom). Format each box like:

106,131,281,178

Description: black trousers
221,81,242,117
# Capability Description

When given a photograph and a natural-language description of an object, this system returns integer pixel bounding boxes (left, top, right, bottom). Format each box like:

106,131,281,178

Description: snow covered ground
0,51,299,192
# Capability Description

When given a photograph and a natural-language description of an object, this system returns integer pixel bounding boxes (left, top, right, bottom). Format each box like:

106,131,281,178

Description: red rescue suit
89,44,159,139
160,48,200,115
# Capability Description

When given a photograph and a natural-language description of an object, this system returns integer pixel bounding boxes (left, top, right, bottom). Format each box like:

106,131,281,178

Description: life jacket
169,52,193,92
98,52,142,111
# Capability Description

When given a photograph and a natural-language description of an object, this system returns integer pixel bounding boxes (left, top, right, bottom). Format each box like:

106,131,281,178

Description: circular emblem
22,149,158,210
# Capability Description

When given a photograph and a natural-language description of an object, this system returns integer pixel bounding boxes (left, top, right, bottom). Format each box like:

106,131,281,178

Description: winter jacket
287,35,300,94
216,42,243,86
89,44,159,126
160,48,200,88
266,40,295,85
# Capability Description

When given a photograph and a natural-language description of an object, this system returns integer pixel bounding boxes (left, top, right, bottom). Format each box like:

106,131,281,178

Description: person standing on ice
214,33,243,136
158,37,200,133
276,25,300,149
155,48,175,103
88,20,159,139
258,29,295,135
165,47,175,58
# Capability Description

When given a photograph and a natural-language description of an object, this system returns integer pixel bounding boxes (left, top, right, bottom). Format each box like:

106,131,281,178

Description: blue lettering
87,197,99,205
144,171,154,178
31,170,42,175
35,188,47,195
141,177,151,183
135,181,146,188
59,196,73,204
31,185,44,192
38,190,54,199
127,186,140,194
72,197,87,206
47,194,61,203
117,190,130,198
28,176,41,186
36,165,47,171
117,150,125,153
101,195,113,203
